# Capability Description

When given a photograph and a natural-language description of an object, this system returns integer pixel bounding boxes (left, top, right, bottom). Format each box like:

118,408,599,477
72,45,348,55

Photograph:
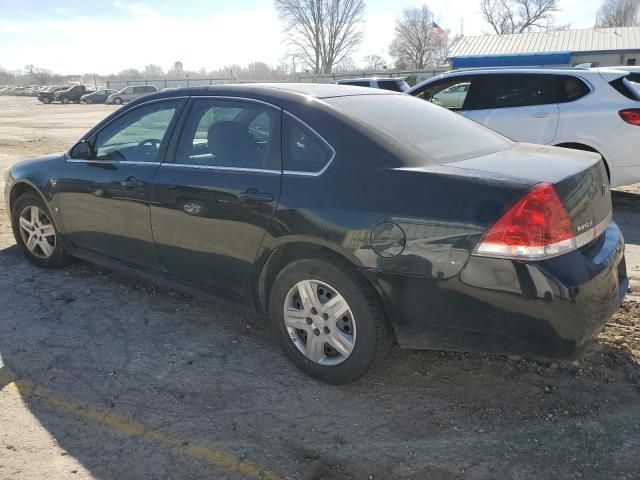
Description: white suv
408,67,640,187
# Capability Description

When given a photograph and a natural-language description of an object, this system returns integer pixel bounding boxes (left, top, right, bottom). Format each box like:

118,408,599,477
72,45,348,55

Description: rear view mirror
69,140,93,160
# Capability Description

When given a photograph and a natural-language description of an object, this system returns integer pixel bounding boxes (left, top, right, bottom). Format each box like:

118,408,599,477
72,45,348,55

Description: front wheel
60,96,70,104
268,257,393,384
41,97,51,104
113,97,123,105
11,192,72,268
84,98,92,104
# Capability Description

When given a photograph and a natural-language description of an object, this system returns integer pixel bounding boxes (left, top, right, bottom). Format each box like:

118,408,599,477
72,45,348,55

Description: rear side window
554,75,590,103
477,74,553,109
378,80,409,92
283,114,334,174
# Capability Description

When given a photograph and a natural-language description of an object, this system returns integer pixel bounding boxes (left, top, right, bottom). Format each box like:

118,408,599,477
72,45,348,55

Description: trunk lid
447,143,612,240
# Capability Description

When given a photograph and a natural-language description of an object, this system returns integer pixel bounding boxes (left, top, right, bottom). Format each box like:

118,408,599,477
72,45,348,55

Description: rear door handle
120,177,146,188
238,190,274,203
530,112,549,118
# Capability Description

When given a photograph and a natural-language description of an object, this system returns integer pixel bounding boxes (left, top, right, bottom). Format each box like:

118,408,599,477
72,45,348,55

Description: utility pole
461,19,464,37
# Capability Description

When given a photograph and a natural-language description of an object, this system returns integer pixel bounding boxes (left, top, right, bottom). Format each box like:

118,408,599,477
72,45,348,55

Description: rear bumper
363,222,627,359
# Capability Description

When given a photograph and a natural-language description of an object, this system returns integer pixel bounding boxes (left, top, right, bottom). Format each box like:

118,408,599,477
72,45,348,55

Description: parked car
81,89,118,104
334,77,410,92
37,86,67,104
408,67,640,188
106,85,158,105
5,84,627,384
54,85,92,104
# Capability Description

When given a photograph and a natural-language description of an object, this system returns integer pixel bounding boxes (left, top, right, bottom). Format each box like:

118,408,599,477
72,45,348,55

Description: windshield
325,94,511,164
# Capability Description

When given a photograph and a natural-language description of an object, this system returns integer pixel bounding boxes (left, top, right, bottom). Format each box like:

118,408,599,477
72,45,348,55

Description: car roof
335,77,404,82
129,83,395,104
408,66,631,93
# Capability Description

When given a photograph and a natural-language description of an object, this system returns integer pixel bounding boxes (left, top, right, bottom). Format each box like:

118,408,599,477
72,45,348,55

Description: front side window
93,100,181,162
412,77,474,110
283,114,334,174
123,87,134,94
340,81,370,87
478,74,553,109
174,99,280,170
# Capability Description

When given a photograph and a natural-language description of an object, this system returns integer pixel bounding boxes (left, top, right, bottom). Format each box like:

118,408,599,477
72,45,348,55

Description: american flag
432,22,445,36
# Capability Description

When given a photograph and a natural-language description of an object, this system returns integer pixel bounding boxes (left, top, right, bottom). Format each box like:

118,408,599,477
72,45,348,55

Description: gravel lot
0,96,639,480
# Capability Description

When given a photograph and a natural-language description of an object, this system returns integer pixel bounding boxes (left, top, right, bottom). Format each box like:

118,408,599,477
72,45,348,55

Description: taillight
619,109,640,126
475,183,575,260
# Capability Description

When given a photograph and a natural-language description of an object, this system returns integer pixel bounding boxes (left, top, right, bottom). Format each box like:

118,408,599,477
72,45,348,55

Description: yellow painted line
4,380,289,480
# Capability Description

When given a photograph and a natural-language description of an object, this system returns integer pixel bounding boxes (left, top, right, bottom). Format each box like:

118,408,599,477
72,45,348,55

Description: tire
60,96,70,104
113,97,123,105
84,98,92,104
11,192,72,269
268,256,393,384
41,97,51,104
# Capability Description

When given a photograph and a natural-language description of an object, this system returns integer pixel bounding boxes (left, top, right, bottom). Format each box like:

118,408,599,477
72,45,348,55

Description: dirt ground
0,95,639,480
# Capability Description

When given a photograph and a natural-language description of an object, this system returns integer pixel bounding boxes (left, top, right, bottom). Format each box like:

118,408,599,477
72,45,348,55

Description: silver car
106,85,158,105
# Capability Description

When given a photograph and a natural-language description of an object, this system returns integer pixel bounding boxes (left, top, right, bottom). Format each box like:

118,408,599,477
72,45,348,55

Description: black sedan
4,84,627,384
81,89,118,104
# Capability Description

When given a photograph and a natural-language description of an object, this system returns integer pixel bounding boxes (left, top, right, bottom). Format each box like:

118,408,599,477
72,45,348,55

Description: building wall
570,50,640,67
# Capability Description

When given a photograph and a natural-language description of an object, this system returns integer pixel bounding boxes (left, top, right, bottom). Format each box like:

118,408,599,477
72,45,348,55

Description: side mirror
69,140,93,160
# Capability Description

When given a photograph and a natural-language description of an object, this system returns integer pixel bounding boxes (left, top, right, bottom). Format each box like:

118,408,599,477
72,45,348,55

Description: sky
0,0,602,75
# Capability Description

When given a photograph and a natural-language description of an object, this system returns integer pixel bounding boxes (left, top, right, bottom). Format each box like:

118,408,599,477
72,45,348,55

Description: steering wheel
135,138,162,161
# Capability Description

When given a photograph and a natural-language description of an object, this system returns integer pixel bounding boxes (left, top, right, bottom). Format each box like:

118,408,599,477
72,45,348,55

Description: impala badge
577,220,594,233
601,183,608,197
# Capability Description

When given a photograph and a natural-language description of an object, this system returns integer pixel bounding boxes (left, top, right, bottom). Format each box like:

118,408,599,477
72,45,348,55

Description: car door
150,97,282,298
464,74,559,144
58,98,185,268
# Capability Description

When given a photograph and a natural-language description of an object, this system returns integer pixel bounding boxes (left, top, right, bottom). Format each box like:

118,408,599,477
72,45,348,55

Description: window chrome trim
162,163,280,175
282,110,336,177
66,159,162,166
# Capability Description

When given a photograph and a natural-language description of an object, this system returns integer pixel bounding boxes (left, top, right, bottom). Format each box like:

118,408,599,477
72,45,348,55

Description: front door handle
120,177,145,189
238,189,274,203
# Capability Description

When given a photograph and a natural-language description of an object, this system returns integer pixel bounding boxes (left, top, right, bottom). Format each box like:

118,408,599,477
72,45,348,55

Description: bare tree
596,0,640,27
274,0,366,74
480,0,560,34
389,6,447,69
144,64,164,79
364,54,386,70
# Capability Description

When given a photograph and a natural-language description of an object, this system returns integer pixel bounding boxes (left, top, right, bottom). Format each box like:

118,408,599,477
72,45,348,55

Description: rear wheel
113,97,123,105
41,97,51,104
11,192,72,268
60,96,70,104
268,257,393,384
84,98,92,104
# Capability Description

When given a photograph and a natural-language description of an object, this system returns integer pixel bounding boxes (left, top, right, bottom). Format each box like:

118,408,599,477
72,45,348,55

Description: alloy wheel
18,205,56,259
283,279,356,366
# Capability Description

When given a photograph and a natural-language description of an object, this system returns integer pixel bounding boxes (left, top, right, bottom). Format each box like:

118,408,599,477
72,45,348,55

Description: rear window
326,94,511,164
377,80,409,92
609,76,640,101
